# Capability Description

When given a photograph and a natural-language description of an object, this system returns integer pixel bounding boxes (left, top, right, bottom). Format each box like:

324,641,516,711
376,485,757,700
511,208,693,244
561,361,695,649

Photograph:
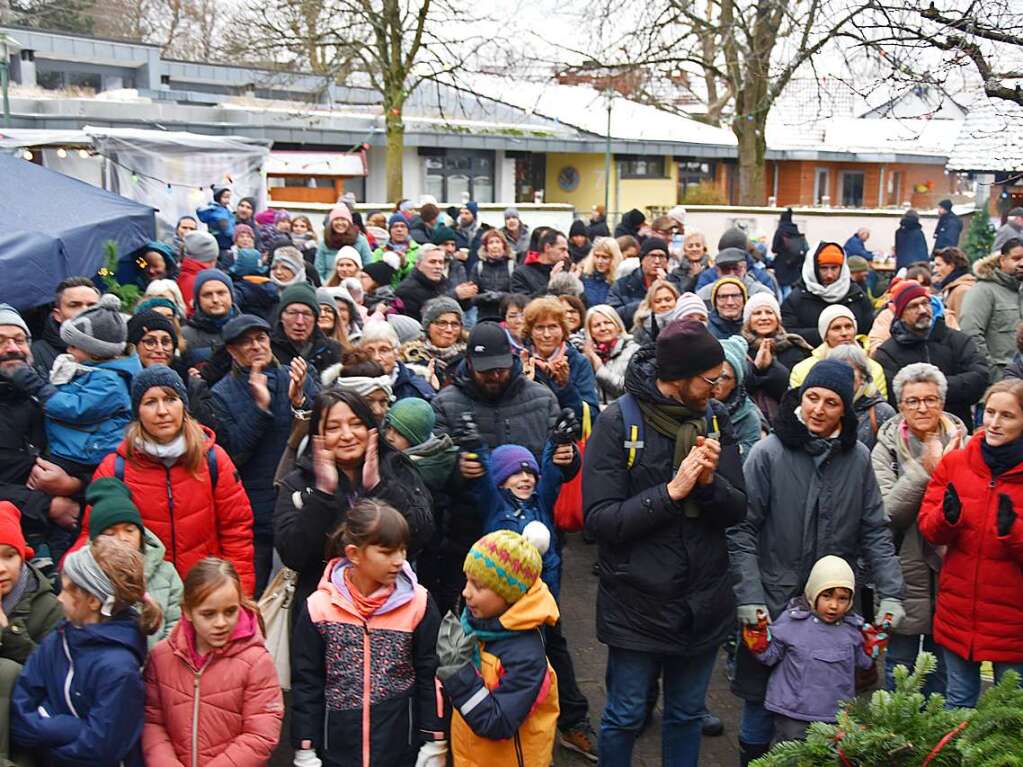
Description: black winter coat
510,261,552,298
0,380,52,542
780,281,875,346
274,451,434,610
894,217,929,270
583,347,747,656
874,319,989,428
395,270,453,322
933,211,963,252
30,316,65,378
470,258,515,321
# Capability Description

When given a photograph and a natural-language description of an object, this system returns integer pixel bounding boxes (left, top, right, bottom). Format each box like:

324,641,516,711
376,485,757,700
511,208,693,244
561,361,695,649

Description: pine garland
96,241,140,312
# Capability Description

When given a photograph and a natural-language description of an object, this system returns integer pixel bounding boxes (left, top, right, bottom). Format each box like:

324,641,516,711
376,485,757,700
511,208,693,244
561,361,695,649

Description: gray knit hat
59,293,126,359
388,314,423,345
422,296,463,328
0,304,30,339
184,231,219,263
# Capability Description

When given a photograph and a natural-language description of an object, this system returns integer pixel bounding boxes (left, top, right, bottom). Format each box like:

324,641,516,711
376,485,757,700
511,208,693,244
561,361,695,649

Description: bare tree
570,0,873,205
854,0,1023,107
230,0,487,201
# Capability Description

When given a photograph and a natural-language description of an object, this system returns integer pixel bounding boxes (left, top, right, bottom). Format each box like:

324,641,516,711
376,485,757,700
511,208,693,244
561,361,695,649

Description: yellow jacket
447,580,560,767
789,339,889,400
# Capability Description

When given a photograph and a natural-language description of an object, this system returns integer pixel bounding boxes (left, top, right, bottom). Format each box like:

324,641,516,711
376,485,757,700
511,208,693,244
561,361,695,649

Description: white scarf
801,249,851,303
135,433,187,461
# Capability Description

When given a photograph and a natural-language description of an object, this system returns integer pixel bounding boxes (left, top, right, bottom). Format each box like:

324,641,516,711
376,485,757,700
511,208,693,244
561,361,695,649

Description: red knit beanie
893,283,929,318
0,503,32,561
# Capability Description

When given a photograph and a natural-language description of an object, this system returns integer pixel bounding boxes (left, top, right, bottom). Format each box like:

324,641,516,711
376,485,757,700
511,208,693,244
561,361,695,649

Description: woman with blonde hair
145,279,188,318
581,236,623,307
630,278,681,345
582,304,638,403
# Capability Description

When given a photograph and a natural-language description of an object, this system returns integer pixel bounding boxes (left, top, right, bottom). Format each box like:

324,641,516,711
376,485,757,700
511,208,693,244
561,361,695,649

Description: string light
78,149,90,159
21,150,32,161
56,148,68,159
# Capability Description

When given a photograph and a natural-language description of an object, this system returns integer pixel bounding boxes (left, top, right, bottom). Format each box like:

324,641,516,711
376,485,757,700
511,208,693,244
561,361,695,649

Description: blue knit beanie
800,359,854,414
192,269,233,305
491,445,540,487
388,213,408,230
131,364,189,418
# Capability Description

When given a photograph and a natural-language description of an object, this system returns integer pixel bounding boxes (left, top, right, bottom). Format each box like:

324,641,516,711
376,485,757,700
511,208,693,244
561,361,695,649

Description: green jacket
371,241,421,287
0,562,62,665
959,253,1023,381
405,433,459,492
143,529,183,648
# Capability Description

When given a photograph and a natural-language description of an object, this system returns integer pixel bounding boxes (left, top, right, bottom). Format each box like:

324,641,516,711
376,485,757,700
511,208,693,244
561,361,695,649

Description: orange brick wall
766,161,952,209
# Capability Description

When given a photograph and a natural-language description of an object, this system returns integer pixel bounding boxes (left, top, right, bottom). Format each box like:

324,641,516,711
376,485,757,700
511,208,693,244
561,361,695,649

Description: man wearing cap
960,237,1023,381
695,247,773,303
511,229,570,298
31,278,100,376
607,237,684,327
993,207,1023,253
933,200,963,252
270,283,342,377
177,231,222,316
0,304,82,559
728,359,904,763
875,283,987,427
212,314,317,592
584,319,746,765
707,276,748,340
453,202,481,252
781,241,875,347
181,269,238,371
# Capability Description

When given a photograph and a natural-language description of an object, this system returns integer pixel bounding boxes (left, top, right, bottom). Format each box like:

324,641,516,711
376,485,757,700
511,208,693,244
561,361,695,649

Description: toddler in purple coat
743,555,885,742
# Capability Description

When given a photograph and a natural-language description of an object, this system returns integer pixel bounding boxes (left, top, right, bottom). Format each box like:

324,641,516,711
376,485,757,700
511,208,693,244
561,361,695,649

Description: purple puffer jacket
756,598,872,722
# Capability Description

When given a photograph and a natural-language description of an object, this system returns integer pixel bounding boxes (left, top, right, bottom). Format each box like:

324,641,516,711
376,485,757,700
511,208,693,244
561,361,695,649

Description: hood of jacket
800,242,852,302
168,605,262,670
899,215,922,231
62,609,147,664
773,388,859,453
405,433,458,487
974,251,1023,290
318,558,419,620
468,577,559,634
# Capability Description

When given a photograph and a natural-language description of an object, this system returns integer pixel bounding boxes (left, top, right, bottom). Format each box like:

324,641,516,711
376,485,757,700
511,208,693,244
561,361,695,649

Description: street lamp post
604,85,612,221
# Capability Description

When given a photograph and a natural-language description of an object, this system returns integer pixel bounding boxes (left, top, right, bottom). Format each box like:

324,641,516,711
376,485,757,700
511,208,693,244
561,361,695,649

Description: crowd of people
0,188,1019,767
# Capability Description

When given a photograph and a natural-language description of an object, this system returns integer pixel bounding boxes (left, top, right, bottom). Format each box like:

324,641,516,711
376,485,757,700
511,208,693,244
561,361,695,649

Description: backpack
618,393,720,470
114,447,219,491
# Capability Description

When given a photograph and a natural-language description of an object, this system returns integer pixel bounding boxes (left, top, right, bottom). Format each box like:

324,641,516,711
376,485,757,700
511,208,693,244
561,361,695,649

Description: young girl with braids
10,536,162,767
143,557,283,765
290,499,445,767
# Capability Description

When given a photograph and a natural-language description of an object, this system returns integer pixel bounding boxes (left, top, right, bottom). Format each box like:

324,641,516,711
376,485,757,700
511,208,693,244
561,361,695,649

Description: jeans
943,648,1023,708
544,620,589,730
885,633,946,696
739,699,775,746
600,645,718,767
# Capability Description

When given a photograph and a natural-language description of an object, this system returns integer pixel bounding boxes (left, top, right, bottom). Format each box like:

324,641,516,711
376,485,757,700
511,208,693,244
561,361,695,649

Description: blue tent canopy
0,154,156,310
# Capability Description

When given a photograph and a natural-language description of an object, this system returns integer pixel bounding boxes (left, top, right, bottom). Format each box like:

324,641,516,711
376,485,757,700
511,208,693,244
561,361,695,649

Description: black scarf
981,437,1023,476
935,266,969,291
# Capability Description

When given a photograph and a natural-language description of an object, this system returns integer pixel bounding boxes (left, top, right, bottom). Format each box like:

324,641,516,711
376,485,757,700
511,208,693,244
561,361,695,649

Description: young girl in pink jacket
143,557,284,765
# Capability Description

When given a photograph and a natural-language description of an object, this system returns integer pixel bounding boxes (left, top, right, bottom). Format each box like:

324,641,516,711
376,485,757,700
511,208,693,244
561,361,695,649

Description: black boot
739,740,772,766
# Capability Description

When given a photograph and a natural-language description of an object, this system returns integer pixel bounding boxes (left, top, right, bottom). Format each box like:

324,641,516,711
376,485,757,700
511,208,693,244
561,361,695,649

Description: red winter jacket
918,432,1023,663
176,258,208,317
143,608,284,765
71,427,256,594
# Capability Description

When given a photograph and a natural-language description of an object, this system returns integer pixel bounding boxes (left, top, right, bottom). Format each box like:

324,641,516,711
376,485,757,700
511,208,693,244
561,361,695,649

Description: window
677,160,717,201
814,168,830,205
512,153,547,203
421,149,495,203
886,170,904,207
840,171,865,207
618,155,666,179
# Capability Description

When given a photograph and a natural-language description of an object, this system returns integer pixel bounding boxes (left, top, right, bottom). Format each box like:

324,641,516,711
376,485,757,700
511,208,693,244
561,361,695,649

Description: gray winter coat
593,336,640,404
870,413,966,636
729,389,904,618
958,252,1023,380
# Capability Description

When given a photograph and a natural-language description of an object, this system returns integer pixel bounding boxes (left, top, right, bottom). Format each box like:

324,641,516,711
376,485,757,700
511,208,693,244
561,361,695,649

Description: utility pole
604,84,612,221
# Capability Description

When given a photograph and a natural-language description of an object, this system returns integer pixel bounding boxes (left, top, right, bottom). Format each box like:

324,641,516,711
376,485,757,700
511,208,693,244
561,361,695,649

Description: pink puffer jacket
143,608,284,766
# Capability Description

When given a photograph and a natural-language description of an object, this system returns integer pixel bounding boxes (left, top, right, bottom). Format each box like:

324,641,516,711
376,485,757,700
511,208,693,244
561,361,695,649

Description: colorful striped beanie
463,530,542,605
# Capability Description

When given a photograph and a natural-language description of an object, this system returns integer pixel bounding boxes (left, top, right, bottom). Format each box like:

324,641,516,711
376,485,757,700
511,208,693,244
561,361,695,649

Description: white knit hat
816,304,857,343
742,292,782,325
804,555,855,607
59,293,126,359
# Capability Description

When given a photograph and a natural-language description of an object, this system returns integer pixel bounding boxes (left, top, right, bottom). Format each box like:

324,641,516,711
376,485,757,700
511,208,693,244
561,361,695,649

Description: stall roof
266,150,367,176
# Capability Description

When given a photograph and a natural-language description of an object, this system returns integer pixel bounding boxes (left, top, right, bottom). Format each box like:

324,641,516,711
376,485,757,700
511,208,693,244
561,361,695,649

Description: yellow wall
544,152,679,214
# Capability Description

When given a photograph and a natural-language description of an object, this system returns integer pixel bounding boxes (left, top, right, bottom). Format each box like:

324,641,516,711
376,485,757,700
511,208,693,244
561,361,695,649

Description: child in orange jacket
143,557,283,765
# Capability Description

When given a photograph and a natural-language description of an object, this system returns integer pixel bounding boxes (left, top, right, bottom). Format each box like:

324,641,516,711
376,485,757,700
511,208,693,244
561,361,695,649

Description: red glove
742,615,772,654
862,623,888,659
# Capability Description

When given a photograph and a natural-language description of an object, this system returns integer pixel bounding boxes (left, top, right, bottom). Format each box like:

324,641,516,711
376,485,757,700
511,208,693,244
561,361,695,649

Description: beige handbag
257,566,298,690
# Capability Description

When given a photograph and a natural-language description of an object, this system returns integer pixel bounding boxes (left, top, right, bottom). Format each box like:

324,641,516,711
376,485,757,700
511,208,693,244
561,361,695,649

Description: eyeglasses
140,336,174,351
431,320,462,329
717,293,744,303
282,309,316,321
902,396,942,410
644,253,668,262
700,373,724,386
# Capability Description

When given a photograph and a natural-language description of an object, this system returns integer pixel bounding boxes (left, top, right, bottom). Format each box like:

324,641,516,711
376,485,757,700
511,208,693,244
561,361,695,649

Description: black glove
943,483,962,525
6,365,56,403
998,493,1017,537
454,412,483,454
550,407,581,445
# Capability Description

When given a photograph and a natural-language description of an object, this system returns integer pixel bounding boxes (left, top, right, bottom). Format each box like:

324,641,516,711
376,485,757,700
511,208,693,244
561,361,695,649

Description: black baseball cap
466,321,513,372
222,314,271,345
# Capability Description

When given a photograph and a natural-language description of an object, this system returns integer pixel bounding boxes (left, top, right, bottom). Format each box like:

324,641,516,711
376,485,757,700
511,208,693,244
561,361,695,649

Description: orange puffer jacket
143,608,284,766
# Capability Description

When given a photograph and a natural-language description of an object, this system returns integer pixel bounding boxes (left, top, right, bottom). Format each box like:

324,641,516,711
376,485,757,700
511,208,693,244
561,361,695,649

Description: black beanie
364,261,397,287
799,359,854,414
640,237,670,260
656,319,724,380
127,311,179,351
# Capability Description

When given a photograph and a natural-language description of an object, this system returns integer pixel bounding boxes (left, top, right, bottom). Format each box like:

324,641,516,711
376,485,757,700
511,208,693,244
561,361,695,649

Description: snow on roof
768,117,959,157
946,94,1023,172
465,75,738,147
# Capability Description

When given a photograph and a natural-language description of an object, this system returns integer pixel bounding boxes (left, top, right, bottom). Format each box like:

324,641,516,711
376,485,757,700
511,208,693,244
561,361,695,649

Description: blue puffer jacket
11,612,147,767
531,344,599,421
196,202,236,250
212,363,318,539
393,360,435,402
475,441,577,601
582,273,611,307
45,356,141,467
